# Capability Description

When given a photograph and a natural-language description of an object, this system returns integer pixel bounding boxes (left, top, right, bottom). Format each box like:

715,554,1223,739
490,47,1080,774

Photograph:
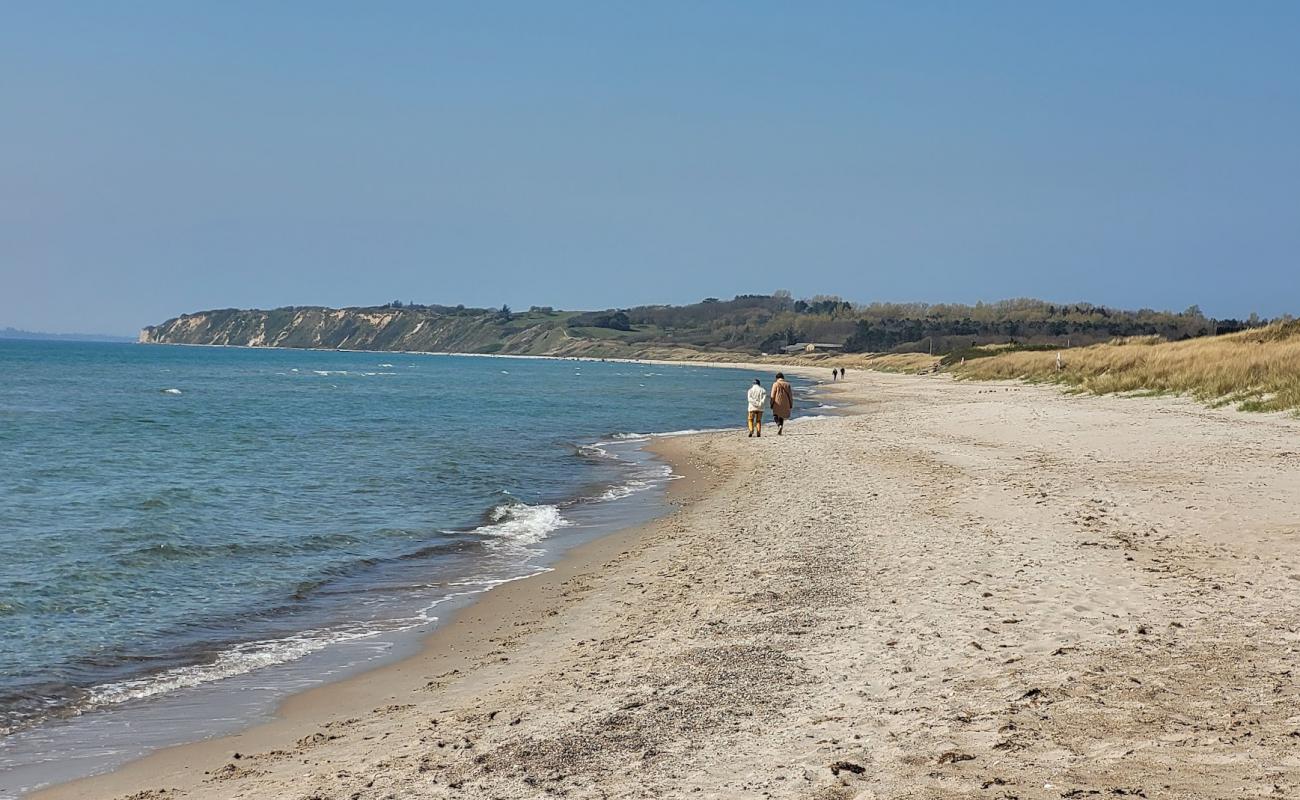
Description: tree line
346,294,1274,355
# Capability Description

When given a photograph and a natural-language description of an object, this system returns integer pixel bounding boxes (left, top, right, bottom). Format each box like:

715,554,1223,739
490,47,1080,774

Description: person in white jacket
746,379,767,437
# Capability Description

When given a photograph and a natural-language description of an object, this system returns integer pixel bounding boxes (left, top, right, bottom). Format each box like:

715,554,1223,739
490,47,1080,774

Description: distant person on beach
747,379,766,437
770,373,793,435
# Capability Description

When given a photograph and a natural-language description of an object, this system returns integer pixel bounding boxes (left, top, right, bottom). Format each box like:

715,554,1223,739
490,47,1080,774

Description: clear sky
3,2,1297,334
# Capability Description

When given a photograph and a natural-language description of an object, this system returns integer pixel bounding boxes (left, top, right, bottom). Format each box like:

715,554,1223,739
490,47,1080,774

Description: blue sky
3,2,1297,334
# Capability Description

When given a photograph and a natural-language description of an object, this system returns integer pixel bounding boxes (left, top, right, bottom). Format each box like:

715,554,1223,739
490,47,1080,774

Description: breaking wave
475,501,569,545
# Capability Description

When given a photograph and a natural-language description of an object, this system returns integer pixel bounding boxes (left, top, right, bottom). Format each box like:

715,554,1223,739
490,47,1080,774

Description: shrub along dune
952,320,1300,414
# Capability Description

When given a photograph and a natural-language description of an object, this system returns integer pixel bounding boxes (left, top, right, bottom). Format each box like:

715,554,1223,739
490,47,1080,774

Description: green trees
147,296,1255,357
567,310,632,331
615,295,1227,354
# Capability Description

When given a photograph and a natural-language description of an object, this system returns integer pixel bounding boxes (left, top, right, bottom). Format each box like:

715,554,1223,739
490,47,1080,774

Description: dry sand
33,370,1300,800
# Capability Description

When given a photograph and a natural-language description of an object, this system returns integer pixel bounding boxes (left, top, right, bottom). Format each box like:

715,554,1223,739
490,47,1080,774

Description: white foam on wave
160,388,182,395
447,569,549,590
312,370,349,376
378,363,394,368
83,609,440,711
594,463,673,502
79,581,507,713
477,502,569,545
655,427,731,437
611,427,729,441
578,443,618,460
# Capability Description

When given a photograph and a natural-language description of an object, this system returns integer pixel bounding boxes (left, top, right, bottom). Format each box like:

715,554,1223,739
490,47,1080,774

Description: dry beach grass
32,369,1300,800
952,320,1300,413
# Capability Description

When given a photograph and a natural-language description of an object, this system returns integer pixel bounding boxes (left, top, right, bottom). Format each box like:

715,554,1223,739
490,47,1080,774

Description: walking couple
746,373,793,437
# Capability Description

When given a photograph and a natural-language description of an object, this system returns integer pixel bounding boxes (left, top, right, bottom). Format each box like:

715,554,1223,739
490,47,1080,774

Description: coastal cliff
138,306,701,359
140,297,1243,359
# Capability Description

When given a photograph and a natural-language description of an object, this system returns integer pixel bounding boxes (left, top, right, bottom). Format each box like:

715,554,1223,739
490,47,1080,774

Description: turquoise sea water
0,340,820,792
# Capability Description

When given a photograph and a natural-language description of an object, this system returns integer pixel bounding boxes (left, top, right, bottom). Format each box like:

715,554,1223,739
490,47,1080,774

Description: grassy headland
140,296,1237,359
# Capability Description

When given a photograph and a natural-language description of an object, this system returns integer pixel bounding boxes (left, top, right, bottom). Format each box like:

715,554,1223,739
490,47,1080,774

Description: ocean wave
475,501,569,545
128,486,198,511
160,388,182,395
593,463,673,502
114,530,366,565
8,541,534,732
82,602,451,711
609,427,729,440
86,631,365,707
595,483,638,502
576,442,618,460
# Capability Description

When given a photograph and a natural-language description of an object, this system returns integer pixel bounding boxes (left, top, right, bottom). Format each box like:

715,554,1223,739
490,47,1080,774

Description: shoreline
25,396,756,800
31,369,1300,798
133,338,851,371
0,435,672,797
20,361,832,799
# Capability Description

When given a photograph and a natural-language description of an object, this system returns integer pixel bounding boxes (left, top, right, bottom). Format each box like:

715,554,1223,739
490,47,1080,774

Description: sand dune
34,370,1300,800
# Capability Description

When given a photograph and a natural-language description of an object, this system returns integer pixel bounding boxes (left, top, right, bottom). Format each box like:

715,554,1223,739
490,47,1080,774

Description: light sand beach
34,369,1300,800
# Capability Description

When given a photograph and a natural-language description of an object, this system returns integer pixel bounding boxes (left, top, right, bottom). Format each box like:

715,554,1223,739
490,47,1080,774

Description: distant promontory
140,297,1256,359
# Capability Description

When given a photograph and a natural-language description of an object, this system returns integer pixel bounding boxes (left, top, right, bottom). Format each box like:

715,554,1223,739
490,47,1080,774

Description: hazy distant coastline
1,327,134,343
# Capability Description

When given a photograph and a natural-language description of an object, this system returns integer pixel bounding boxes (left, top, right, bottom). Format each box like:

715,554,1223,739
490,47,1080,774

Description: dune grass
952,321,1300,414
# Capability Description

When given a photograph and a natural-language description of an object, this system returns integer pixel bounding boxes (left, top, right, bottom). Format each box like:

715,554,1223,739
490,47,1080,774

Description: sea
0,340,824,796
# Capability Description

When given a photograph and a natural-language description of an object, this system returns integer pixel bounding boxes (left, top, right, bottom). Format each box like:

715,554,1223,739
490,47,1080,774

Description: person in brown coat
769,372,793,435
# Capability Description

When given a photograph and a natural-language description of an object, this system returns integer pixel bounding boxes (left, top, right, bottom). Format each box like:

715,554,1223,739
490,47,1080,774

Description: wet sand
32,369,1300,799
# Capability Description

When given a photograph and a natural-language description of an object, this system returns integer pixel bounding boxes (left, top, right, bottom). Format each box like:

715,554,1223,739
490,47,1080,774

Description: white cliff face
136,306,670,359
138,307,535,354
